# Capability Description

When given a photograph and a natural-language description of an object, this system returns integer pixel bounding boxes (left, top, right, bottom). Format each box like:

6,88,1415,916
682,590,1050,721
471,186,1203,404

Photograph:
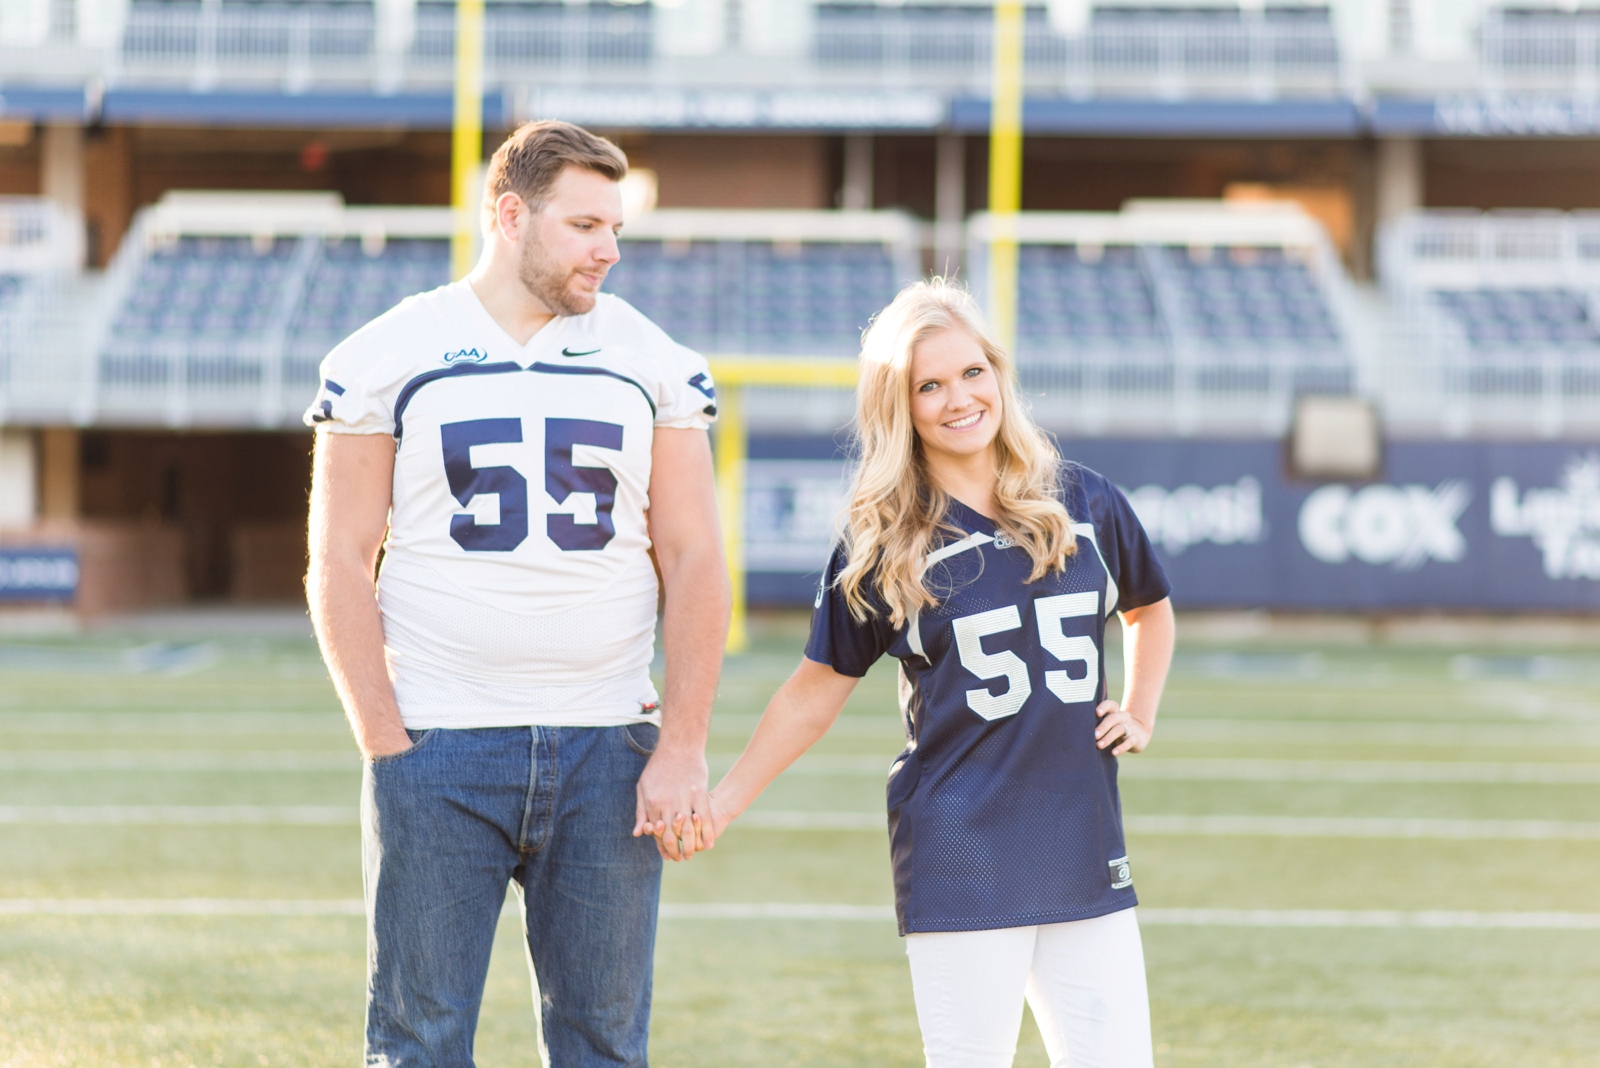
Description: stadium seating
82,197,921,425
1379,210,1600,430
1431,288,1600,350
971,203,1357,428
289,237,450,364
602,210,920,356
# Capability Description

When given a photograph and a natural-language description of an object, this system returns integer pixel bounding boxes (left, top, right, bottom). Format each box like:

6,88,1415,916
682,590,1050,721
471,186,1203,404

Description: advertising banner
0,548,79,603
746,436,1600,612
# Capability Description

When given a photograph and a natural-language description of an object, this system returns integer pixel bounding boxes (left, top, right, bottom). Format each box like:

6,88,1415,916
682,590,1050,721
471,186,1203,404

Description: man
305,120,729,1067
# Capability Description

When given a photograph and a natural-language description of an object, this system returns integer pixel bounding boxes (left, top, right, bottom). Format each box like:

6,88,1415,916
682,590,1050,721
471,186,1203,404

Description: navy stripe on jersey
804,464,1170,936
392,362,524,442
323,379,346,396
528,362,656,417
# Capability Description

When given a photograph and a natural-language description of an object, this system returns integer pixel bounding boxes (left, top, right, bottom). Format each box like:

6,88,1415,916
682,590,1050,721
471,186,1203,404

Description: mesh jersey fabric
805,464,1172,935
304,282,716,729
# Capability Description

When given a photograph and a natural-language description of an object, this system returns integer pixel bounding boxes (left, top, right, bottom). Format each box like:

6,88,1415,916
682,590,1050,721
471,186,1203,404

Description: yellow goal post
707,356,860,653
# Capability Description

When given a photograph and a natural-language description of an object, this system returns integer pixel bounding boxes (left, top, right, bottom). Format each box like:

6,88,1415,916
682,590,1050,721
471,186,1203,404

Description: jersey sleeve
302,334,395,436
803,543,896,678
1088,469,1172,612
655,344,718,431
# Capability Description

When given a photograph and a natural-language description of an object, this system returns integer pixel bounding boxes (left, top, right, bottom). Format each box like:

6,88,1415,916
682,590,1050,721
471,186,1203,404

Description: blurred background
2,3,1600,1065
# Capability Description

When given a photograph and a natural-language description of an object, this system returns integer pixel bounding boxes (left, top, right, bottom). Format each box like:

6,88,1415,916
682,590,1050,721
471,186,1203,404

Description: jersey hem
896,893,1139,937
399,707,663,730
312,422,393,436
1116,585,1173,612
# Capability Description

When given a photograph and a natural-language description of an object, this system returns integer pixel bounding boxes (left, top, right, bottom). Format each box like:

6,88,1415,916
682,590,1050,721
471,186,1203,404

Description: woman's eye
918,382,938,393
964,366,984,378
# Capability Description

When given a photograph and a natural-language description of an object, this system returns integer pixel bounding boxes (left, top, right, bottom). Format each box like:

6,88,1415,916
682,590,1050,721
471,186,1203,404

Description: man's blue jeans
361,723,663,1067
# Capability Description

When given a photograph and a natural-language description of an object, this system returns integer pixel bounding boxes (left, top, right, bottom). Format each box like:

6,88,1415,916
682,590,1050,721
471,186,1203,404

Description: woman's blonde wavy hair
837,277,1077,626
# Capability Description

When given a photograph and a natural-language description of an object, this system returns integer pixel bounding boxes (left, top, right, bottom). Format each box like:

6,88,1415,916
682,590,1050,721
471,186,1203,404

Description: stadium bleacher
1432,288,1600,349
1017,244,1163,354
1380,210,1600,430
60,198,922,425
289,236,450,365
601,210,920,357
0,192,1376,434
972,202,1358,431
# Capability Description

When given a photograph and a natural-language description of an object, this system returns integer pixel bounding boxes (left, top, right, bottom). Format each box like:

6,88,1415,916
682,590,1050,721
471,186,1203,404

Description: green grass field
2,614,1599,1067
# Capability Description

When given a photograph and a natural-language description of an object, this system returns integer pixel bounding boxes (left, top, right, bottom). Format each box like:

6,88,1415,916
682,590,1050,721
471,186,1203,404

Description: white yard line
0,712,344,734
0,898,365,916
5,807,1600,838
1154,720,1600,747
0,751,355,771
1124,815,1600,839
0,806,354,824
1137,908,1600,929
660,903,896,921
6,752,1598,783
3,808,1600,844
707,755,1600,784
746,812,1600,839
3,899,1597,929
1123,759,1600,784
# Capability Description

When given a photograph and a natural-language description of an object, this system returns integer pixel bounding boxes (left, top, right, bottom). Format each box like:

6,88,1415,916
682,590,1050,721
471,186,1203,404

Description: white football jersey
304,281,717,729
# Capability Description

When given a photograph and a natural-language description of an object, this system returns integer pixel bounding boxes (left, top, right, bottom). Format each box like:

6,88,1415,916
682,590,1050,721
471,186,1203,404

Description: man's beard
517,230,600,317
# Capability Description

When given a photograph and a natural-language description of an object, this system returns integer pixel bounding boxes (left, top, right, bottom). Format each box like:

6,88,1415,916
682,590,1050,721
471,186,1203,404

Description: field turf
1,614,1598,1066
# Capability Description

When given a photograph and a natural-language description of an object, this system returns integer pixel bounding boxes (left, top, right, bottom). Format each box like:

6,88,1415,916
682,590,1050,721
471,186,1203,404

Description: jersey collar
945,497,1000,537
456,279,581,367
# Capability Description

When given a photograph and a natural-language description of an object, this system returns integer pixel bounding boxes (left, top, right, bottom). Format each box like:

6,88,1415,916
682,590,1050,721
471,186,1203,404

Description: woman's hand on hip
1094,698,1151,755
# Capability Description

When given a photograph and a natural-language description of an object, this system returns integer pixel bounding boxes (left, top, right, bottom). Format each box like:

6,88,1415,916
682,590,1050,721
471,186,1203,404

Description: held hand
632,745,712,862
1095,699,1151,756
702,792,738,846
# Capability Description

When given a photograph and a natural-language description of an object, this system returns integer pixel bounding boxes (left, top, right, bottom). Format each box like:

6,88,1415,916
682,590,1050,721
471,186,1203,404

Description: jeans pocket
622,722,659,757
369,728,436,766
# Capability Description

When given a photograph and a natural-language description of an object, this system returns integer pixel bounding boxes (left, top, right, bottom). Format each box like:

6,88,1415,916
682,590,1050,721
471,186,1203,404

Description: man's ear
495,192,528,243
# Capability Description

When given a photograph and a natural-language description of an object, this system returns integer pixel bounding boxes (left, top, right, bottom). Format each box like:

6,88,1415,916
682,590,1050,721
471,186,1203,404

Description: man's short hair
482,120,628,226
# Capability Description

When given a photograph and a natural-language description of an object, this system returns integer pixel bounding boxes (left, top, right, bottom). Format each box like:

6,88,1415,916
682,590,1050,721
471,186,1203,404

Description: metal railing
813,9,1343,96
1480,9,1600,93
109,2,1346,95
1377,211,1600,437
411,4,653,71
120,4,384,90
117,2,654,88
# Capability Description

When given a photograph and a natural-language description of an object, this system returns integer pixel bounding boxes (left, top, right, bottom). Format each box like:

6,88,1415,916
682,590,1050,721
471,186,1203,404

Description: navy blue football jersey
805,463,1171,935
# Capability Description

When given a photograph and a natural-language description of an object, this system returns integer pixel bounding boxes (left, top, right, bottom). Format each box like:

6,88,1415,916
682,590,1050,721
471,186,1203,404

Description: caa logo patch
1108,856,1133,889
1298,481,1469,569
443,347,488,364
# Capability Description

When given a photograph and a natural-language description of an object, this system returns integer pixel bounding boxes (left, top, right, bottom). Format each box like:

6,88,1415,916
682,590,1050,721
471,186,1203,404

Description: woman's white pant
904,908,1153,1068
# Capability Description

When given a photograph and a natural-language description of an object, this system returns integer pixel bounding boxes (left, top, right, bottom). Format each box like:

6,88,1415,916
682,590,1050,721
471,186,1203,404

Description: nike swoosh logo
560,347,600,358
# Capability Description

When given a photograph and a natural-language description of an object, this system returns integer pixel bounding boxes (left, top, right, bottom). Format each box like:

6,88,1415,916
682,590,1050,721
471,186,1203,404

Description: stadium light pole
450,0,486,281
988,0,1025,356
709,357,860,655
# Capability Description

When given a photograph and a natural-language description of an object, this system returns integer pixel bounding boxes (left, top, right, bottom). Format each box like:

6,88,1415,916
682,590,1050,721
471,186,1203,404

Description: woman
707,278,1175,1068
